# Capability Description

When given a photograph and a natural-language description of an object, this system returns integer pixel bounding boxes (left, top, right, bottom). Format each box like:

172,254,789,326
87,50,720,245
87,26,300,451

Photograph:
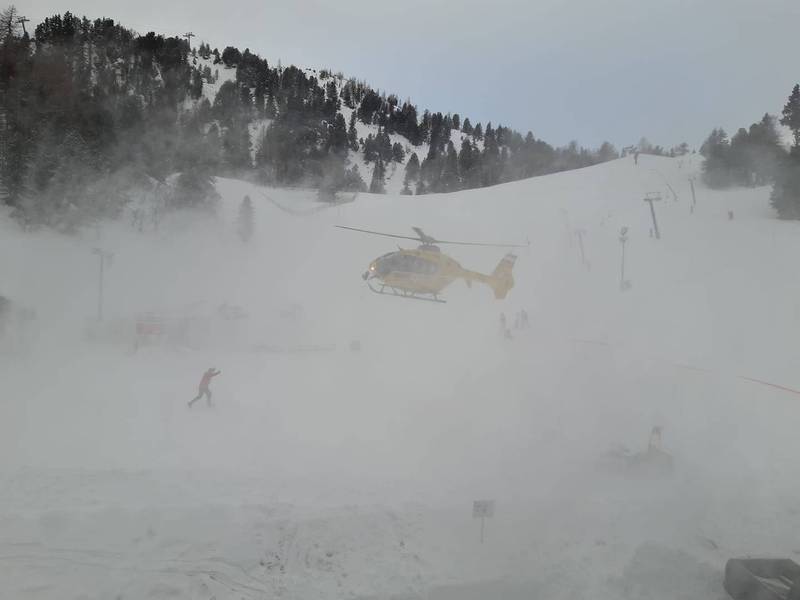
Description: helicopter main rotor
335,225,528,249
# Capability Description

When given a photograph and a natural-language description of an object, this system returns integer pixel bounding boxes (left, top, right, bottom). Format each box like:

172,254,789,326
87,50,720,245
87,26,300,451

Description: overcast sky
16,0,800,149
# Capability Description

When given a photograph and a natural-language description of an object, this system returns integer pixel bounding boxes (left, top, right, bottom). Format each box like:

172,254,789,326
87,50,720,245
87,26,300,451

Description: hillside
2,154,800,598
0,11,639,229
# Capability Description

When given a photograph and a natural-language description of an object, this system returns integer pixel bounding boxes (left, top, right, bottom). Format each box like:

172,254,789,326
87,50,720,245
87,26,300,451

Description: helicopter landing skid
367,281,446,303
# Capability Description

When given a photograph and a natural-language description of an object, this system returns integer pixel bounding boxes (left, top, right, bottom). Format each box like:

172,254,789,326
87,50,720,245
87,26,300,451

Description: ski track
2,154,800,598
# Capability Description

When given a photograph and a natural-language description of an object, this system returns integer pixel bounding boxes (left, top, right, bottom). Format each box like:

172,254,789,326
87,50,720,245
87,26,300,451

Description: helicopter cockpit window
395,254,413,272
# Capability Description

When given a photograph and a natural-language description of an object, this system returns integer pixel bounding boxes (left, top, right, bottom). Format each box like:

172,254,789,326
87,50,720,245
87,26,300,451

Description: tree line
699,84,800,219
0,8,628,229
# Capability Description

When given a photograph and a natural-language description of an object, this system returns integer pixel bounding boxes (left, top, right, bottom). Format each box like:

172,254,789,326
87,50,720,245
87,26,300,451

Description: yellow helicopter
336,226,526,303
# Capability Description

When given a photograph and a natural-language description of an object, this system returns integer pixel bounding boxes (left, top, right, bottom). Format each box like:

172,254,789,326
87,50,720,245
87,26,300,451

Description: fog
3,155,800,597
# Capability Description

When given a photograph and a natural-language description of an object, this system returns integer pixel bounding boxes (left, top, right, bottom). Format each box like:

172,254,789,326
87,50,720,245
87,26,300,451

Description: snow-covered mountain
189,55,488,195
2,154,799,599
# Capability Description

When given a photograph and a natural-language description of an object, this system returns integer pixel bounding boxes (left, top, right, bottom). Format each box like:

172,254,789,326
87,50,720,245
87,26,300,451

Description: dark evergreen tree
222,119,252,172
452,113,460,130
596,141,618,163
363,134,377,162
458,139,480,188
700,128,731,188
343,164,367,192
780,84,800,147
324,80,340,117
405,152,420,183
462,118,473,135
772,85,800,219
392,142,405,163
440,141,460,191
419,110,431,143
369,157,386,193
237,195,255,242
190,69,203,99
328,113,348,154
221,46,242,67
347,111,359,151
172,167,219,209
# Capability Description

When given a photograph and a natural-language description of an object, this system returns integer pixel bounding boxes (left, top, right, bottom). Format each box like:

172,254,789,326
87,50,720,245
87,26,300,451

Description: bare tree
0,6,20,44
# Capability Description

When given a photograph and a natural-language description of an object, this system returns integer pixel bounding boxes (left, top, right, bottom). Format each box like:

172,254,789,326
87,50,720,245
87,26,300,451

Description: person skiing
189,367,221,408
647,426,663,452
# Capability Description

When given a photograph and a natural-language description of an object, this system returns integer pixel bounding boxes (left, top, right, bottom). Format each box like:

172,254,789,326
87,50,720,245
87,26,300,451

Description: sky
15,0,800,150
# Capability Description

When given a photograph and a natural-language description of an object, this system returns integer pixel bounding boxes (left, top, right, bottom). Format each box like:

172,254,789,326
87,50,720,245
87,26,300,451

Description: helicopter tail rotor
487,253,517,299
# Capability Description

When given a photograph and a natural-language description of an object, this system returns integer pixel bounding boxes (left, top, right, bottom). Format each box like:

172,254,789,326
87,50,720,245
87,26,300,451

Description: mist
4,5,800,597
4,152,800,598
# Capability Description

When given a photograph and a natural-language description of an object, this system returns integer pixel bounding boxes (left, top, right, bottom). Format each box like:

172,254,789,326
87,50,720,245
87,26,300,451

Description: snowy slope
184,60,470,188
3,154,800,599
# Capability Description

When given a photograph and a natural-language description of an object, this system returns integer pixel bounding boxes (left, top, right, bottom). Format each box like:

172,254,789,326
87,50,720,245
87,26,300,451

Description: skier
189,367,221,408
634,150,640,166
647,426,663,452
499,313,513,339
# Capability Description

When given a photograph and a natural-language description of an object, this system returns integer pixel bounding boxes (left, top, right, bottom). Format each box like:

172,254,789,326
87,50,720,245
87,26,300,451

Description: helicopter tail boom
462,253,517,299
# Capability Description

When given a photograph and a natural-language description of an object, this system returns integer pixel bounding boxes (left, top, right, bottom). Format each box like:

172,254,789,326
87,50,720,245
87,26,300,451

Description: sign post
619,226,631,291
91,248,114,321
472,500,495,544
574,228,589,270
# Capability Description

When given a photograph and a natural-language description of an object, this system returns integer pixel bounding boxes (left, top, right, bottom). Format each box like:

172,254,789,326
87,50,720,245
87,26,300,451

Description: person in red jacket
189,367,221,408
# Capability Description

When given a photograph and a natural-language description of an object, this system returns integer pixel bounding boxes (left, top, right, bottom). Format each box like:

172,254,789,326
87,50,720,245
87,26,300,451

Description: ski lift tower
643,192,662,240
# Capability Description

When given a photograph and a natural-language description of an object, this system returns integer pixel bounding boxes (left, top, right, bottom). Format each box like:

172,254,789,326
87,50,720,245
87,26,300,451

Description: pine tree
343,164,366,192
221,46,242,67
473,122,483,140
222,119,252,172
462,118,473,135
700,128,731,188
452,113,460,130
419,110,431,143
328,113,348,154
772,84,800,218
405,152,420,183
440,140,460,191
748,114,782,184
363,134,377,162
392,142,405,163
172,167,220,209
459,139,479,187
377,129,392,161
237,195,255,242
341,82,354,108
597,141,618,163
369,157,386,193
347,111,359,151
324,80,340,116
190,69,203,99
780,84,800,147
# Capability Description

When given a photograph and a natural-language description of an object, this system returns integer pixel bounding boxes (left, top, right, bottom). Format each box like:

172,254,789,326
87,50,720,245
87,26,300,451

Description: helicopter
336,226,526,303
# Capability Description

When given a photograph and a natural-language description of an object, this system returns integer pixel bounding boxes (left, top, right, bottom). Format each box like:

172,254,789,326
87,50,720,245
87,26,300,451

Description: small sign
473,500,495,519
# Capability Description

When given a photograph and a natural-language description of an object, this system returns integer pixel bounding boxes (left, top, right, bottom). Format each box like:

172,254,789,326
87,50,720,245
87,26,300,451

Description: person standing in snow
189,367,221,408
634,150,640,166
647,426,663,452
